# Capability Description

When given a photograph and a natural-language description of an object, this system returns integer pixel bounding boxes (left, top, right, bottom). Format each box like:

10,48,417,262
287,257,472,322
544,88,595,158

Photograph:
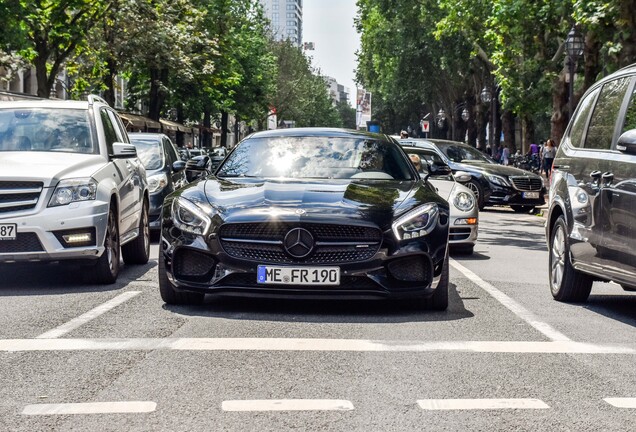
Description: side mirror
172,160,186,172
186,155,210,171
428,161,453,177
111,142,137,158
454,170,472,183
617,129,636,155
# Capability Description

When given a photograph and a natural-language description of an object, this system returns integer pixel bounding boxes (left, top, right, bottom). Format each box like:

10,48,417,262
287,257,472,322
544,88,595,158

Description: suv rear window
585,77,631,150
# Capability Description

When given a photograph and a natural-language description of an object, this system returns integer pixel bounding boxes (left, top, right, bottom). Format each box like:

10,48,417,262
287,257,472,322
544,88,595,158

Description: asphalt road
1,208,635,431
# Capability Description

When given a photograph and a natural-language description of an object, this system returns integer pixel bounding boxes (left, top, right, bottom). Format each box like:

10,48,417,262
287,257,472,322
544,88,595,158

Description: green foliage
336,100,357,129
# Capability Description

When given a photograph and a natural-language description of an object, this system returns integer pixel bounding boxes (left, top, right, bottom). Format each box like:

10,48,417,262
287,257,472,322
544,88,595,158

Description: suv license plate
0,223,17,240
257,266,340,285
522,191,540,199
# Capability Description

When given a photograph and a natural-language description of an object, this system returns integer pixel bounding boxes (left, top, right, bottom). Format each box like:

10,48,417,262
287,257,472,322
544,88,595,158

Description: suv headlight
48,178,97,207
453,191,475,212
171,196,211,235
392,203,438,240
486,174,511,187
148,173,168,193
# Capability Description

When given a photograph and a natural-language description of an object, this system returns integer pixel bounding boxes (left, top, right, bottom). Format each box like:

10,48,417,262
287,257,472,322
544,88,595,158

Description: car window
108,110,129,143
218,136,414,180
129,136,163,170
100,108,118,153
568,87,599,148
164,138,180,165
0,108,96,154
620,80,636,134
435,142,494,164
585,77,631,150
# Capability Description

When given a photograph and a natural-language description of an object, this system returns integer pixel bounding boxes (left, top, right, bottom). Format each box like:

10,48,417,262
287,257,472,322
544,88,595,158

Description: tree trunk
466,99,477,147
502,110,516,153
34,53,51,98
234,116,240,144
176,104,184,147
103,57,117,107
551,69,569,145
148,68,168,121
493,98,502,156
476,104,487,151
203,109,212,148
522,114,534,154
221,111,229,147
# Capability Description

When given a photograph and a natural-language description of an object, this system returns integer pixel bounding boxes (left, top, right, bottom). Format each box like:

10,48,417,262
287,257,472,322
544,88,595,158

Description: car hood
198,177,438,230
0,152,107,187
452,161,540,178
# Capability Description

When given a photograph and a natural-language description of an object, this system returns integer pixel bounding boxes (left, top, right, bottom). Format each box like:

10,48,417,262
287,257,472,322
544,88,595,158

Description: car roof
247,127,391,141
0,99,91,109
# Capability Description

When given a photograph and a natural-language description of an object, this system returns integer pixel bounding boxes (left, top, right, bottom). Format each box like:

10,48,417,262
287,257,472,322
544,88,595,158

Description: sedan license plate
0,223,17,240
522,191,540,199
257,266,340,285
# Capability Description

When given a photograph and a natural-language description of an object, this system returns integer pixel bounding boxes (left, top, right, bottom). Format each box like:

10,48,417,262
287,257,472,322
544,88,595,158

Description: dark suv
546,64,636,302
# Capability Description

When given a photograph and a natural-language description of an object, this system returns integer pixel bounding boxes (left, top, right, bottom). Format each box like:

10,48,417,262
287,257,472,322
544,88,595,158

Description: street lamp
565,26,584,118
480,86,492,104
437,108,446,130
461,107,470,122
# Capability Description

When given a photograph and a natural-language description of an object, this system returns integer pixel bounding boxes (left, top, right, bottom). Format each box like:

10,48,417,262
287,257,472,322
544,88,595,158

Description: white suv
0,95,150,284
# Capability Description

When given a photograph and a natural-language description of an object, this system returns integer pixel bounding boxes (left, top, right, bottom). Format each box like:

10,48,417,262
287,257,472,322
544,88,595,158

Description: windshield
434,142,495,164
217,136,414,180
129,137,163,170
0,108,96,154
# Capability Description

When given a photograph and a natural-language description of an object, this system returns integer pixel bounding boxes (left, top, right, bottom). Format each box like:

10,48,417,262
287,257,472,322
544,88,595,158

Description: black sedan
400,139,546,212
158,128,450,309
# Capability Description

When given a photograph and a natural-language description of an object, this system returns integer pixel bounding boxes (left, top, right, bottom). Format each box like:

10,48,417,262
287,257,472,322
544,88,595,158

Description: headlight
48,178,97,207
147,173,168,193
453,191,475,212
486,174,510,187
392,203,438,240
171,196,211,235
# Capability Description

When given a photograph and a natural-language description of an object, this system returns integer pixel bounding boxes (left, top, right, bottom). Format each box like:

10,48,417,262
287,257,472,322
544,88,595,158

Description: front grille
510,176,542,191
219,222,382,264
388,256,431,283
219,273,382,291
0,232,44,253
173,248,216,282
0,181,43,214
449,227,472,241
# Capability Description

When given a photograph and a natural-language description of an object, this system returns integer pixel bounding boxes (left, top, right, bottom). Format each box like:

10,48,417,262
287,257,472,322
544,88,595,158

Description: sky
302,0,361,107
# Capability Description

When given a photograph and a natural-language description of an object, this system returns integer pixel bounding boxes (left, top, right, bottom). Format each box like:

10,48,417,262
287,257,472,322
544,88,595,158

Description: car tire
511,205,535,213
122,201,150,265
466,179,485,211
419,253,449,311
549,215,593,302
90,207,120,284
158,255,205,305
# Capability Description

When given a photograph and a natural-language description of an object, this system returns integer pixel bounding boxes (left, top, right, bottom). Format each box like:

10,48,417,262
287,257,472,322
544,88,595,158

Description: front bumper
485,184,546,207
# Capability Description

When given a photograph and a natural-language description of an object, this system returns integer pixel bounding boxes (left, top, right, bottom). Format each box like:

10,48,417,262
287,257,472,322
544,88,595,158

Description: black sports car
158,128,450,309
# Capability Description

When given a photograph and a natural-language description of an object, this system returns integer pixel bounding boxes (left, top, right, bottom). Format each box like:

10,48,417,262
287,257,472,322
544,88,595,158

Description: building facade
324,76,350,105
260,0,303,47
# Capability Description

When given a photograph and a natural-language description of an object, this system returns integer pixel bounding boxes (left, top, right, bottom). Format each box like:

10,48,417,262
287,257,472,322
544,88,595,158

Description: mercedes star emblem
283,228,314,259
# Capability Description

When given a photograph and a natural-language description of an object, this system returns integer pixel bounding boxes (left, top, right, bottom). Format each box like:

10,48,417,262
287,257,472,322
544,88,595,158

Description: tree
336,100,357,129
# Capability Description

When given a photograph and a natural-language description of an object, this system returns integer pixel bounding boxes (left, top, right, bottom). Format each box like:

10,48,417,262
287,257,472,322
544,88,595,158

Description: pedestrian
542,138,557,178
501,145,510,166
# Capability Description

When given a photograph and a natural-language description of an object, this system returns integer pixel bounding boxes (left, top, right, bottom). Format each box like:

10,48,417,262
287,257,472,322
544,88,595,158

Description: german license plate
257,266,340,285
522,191,540,199
0,223,16,240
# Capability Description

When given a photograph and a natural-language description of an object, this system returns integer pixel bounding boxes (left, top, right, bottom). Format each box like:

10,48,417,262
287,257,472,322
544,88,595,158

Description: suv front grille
510,176,542,191
0,232,44,253
0,181,43,214
219,222,382,264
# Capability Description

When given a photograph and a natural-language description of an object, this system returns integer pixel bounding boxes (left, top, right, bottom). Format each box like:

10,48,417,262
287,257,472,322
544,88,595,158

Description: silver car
401,144,479,254
0,96,150,283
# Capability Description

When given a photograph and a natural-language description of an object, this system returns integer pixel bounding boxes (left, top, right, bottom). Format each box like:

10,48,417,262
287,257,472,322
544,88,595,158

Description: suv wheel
122,201,150,265
158,255,205,305
466,180,485,211
91,208,120,284
549,215,593,302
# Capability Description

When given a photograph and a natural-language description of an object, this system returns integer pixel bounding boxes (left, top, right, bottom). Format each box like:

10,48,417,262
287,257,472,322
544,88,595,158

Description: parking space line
35,291,141,339
417,398,550,410
1,338,634,354
450,259,571,342
22,401,156,415
604,398,636,408
222,399,354,412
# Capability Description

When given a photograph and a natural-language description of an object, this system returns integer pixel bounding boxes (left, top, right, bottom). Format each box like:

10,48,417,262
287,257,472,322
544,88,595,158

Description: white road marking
0,338,633,354
36,291,141,339
418,398,550,410
604,398,636,408
450,259,571,342
222,399,354,412
22,401,156,415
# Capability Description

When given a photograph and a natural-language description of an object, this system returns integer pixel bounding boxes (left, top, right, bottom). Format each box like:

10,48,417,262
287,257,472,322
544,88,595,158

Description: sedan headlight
485,174,511,187
147,173,168,193
392,203,438,240
48,178,97,207
171,196,211,235
453,191,475,212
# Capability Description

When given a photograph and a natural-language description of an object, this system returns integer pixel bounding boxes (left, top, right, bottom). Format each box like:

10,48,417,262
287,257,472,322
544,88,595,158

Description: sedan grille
0,181,43,214
0,232,44,253
510,176,542,191
219,222,382,264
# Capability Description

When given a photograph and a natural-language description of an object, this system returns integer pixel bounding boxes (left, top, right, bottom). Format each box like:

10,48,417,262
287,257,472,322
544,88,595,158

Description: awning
160,118,191,133
119,112,161,130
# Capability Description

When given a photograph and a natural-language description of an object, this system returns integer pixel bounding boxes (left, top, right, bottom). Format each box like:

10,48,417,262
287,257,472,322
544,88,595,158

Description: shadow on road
162,282,475,324
582,293,636,328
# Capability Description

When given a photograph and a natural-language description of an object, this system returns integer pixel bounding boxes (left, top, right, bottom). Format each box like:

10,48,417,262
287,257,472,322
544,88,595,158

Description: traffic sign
421,120,430,133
